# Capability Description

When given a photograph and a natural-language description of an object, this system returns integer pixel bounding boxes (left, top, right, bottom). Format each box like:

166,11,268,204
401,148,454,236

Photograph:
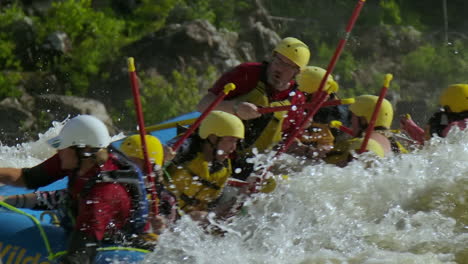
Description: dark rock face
0,94,115,146
122,19,278,77
89,19,281,129
4,3,434,145
8,16,281,143
35,94,115,131
0,98,36,145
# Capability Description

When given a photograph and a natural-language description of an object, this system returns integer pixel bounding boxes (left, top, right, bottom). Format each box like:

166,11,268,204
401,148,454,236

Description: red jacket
209,62,306,137
22,153,132,240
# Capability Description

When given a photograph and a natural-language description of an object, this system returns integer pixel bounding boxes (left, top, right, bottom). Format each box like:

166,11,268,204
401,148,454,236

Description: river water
148,128,468,264
1,123,467,264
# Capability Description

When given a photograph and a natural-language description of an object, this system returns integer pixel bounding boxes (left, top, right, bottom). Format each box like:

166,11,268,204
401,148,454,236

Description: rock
90,19,272,130
353,25,423,59
42,31,72,55
35,94,116,134
24,72,62,95
123,19,242,76
240,21,281,62
0,97,36,146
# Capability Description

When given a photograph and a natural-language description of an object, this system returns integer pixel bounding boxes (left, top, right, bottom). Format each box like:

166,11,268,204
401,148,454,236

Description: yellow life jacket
323,139,353,166
324,137,387,166
238,81,292,153
164,152,232,212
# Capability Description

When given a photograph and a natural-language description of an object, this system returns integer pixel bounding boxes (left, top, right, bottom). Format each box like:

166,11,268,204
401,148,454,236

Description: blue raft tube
0,112,200,264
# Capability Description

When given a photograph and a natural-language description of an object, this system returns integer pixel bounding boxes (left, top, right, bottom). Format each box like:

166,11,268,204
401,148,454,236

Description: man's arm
196,92,261,120
0,193,37,208
0,168,26,187
399,115,425,145
196,92,237,114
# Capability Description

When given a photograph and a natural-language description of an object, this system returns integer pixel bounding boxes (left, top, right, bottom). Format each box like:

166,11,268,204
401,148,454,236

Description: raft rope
0,200,59,259
0,201,150,261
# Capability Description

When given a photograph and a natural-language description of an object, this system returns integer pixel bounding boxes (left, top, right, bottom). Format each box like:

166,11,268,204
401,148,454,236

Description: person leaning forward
162,111,245,222
400,84,468,144
0,115,155,264
324,95,408,167
196,37,310,180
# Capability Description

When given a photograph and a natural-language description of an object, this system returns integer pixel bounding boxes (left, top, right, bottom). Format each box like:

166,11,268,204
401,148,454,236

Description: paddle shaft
358,74,393,153
128,57,159,216
144,100,345,133
145,118,198,132
337,125,354,136
171,83,236,151
257,99,346,114
277,0,366,156
145,100,346,132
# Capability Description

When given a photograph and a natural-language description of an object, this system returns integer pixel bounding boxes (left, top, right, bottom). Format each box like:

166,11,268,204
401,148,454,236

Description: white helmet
48,115,111,150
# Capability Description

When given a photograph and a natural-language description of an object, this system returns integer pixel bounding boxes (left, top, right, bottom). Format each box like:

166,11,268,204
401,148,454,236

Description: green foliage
36,0,126,95
2,0,468,131
0,5,25,71
380,0,402,25
401,42,468,96
178,0,216,24
207,0,251,30
0,72,22,98
0,39,20,70
169,0,251,31
0,4,25,98
401,44,436,81
125,66,216,125
315,42,358,84
125,0,179,38
402,43,465,82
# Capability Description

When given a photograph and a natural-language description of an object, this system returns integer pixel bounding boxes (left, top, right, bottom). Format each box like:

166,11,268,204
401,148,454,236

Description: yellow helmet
199,111,245,139
296,66,339,94
349,95,393,128
273,37,310,70
439,84,468,113
120,134,164,166
349,138,385,158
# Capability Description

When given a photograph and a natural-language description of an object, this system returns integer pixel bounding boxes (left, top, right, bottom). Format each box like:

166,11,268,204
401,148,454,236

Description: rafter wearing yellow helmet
296,66,339,94
324,137,384,167
197,37,311,181
348,95,407,155
120,134,164,167
163,111,245,222
401,84,468,142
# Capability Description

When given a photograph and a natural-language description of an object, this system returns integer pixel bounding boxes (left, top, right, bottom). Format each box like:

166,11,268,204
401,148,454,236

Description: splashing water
146,129,467,264
1,126,466,263
0,119,124,169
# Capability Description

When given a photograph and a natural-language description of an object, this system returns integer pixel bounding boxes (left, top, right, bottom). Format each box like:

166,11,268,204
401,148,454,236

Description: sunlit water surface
1,124,466,264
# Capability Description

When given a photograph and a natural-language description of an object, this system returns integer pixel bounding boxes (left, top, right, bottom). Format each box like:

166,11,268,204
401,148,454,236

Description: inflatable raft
0,112,200,264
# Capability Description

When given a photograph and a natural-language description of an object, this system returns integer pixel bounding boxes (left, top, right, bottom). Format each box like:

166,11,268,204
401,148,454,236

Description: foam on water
1,126,466,263
147,128,468,264
0,120,65,169
0,118,124,185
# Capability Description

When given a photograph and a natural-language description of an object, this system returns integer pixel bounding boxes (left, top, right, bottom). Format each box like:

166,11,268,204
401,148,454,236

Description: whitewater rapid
148,128,467,264
0,123,466,264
